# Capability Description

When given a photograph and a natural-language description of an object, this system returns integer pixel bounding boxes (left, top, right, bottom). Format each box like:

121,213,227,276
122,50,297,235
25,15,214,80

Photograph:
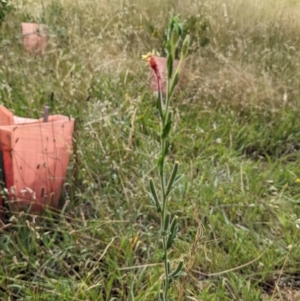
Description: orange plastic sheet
21,23,48,55
0,106,74,219
149,56,184,95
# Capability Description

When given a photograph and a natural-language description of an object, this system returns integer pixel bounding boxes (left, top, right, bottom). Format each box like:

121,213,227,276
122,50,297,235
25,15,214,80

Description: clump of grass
0,0,12,26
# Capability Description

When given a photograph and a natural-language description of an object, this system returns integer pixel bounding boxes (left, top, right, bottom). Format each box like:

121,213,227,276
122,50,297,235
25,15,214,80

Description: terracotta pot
21,22,48,55
0,106,74,216
149,56,185,95
0,153,5,220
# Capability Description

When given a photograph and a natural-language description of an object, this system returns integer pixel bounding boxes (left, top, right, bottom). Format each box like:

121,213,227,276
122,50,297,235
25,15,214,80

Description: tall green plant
146,16,189,301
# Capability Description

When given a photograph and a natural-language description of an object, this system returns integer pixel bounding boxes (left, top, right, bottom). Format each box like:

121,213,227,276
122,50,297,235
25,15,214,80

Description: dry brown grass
1,0,300,300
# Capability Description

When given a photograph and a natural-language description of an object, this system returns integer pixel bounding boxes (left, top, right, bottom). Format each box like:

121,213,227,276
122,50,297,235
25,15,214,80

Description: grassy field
1,0,300,300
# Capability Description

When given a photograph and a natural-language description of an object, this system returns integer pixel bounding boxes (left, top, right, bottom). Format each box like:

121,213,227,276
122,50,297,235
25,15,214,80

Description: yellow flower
141,49,160,61
296,178,300,183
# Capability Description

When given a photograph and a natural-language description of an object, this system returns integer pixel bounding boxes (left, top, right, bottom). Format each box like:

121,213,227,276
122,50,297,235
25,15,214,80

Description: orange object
149,56,184,95
0,106,74,216
21,23,48,55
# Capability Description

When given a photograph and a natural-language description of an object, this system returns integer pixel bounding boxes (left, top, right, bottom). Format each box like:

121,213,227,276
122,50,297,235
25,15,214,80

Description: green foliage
0,0,300,300
0,0,12,26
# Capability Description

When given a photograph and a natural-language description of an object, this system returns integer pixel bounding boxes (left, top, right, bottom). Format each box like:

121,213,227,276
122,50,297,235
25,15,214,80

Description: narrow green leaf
148,192,161,213
167,216,178,249
167,110,173,124
167,230,178,249
166,162,179,196
169,260,183,278
178,22,183,35
164,213,170,232
166,174,184,196
129,282,135,301
171,271,186,279
169,215,178,235
162,111,173,139
162,121,172,140
171,26,179,58
163,139,170,157
170,73,179,95
168,19,174,39
166,39,172,54
157,156,163,171
156,91,163,119
167,54,173,79
149,178,161,212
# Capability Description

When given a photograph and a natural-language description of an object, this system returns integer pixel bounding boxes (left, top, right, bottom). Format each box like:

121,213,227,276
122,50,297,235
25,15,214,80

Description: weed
145,16,189,301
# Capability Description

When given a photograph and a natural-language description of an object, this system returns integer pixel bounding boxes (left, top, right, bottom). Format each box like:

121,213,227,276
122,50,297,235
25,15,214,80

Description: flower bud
181,35,190,59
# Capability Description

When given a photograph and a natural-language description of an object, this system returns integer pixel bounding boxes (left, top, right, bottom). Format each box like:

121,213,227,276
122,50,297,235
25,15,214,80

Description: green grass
1,0,300,300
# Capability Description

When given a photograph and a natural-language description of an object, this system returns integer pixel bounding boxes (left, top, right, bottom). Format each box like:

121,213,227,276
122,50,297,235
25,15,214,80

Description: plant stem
159,36,174,301
161,149,168,300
